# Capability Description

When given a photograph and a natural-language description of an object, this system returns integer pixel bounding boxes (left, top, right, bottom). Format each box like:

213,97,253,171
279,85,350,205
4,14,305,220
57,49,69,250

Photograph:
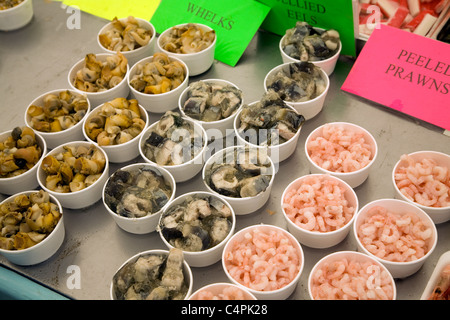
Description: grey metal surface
0,0,449,300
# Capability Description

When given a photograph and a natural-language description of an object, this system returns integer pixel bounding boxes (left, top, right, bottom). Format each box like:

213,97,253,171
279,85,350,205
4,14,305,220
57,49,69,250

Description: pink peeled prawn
282,175,355,232
310,257,395,300
307,123,373,173
357,206,433,262
224,227,301,292
394,154,450,208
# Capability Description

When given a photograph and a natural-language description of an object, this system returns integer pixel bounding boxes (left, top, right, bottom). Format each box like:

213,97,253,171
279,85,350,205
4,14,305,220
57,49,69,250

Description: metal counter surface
0,1,449,300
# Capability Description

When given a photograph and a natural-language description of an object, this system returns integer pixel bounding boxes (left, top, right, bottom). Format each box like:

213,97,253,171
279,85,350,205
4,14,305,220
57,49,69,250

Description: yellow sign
56,0,161,21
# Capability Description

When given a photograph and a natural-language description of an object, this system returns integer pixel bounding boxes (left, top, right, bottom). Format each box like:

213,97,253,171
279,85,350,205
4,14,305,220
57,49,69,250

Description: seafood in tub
40,144,106,193
27,90,89,133
98,16,152,52
159,194,233,252
237,90,305,146
73,52,128,92
223,225,303,293
282,174,356,233
309,252,396,300
141,111,204,166
181,80,243,122
265,62,327,103
204,147,273,198
129,52,186,95
0,126,43,178
394,154,450,208
0,0,24,9
307,123,375,174
112,248,190,300
281,21,340,62
84,97,146,146
190,283,256,300
0,190,62,251
104,166,173,219
356,205,435,263
159,23,215,54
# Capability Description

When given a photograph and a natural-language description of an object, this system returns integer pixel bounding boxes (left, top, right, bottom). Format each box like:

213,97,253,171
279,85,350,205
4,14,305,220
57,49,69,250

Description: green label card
256,0,356,57
150,0,271,67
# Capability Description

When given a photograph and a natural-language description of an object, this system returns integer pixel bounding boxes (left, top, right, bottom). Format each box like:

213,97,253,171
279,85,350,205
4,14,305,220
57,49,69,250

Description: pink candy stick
388,6,411,27
377,0,400,17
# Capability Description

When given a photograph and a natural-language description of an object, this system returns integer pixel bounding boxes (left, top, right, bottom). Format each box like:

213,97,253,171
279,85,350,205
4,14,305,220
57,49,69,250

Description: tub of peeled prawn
281,173,358,249
222,224,304,300
353,198,438,279
392,151,450,224
305,122,378,188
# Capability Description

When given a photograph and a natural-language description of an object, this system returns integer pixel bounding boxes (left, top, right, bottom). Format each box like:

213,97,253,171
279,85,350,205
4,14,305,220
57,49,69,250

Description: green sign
257,0,356,57
150,0,271,67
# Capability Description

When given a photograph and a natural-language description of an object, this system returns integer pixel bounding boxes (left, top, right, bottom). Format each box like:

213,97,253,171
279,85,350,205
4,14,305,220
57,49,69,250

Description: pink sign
341,25,450,131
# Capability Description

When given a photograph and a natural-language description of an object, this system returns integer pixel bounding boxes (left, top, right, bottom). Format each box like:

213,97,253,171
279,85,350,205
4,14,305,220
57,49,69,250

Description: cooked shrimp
357,206,433,262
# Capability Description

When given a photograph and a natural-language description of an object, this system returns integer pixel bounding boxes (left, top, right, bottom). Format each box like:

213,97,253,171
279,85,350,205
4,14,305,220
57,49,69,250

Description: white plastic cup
281,174,358,248
82,101,148,163
0,129,46,195
127,55,189,113
110,249,193,300
234,102,303,164
305,122,378,188
279,28,342,76
68,53,130,109
202,146,276,215
0,0,33,31
392,150,450,224
158,191,236,267
0,191,64,266
139,117,207,183
308,251,397,300
264,62,329,120
222,224,304,300
103,163,176,234
178,79,244,141
97,17,157,67
37,141,109,209
25,89,91,149
353,198,438,279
